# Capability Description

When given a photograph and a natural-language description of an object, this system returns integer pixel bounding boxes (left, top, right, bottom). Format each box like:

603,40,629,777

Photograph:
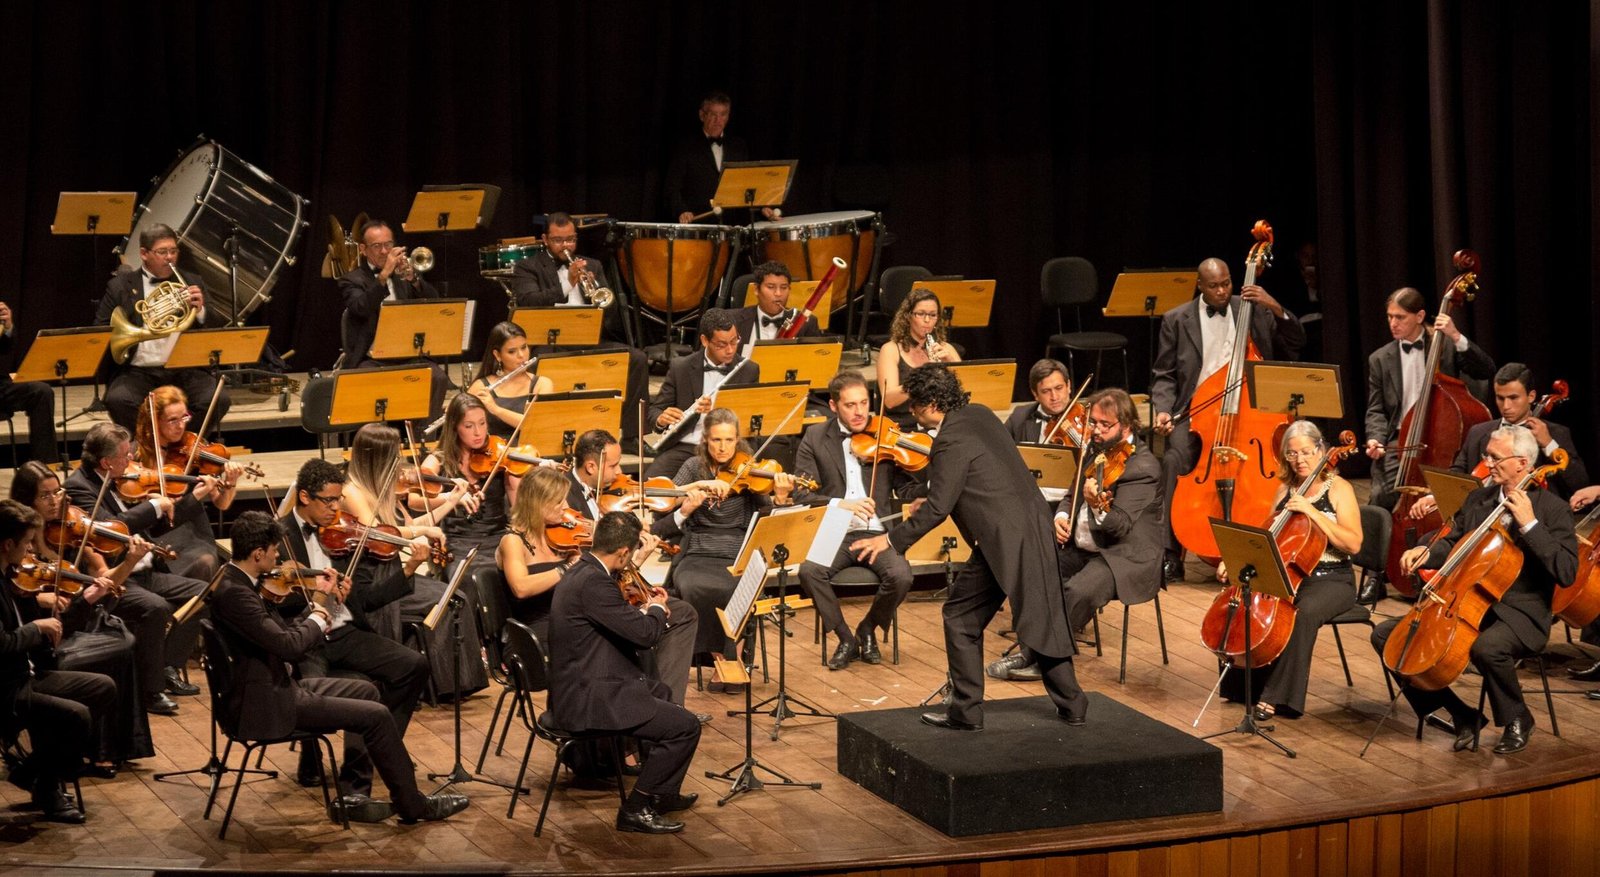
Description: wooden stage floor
5,576,1600,875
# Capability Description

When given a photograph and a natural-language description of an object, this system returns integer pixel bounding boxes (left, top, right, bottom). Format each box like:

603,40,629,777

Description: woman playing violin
467,321,555,440
497,467,581,642
419,394,509,566
135,385,242,511
1217,421,1362,721
131,385,234,583
878,288,961,428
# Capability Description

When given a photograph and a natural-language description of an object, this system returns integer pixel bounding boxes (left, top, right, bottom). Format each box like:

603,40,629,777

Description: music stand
944,359,1017,412
53,192,136,306
1422,466,1480,523
1016,444,1080,495
712,160,798,220
518,390,623,458
1247,361,1344,422
911,279,995,329
533,348,629,394
905,517,972,565
712,382,812,438
369,299,471,362
742,283,833,331
750,339,842,390
328,364,435,426
165,326,269,371
1200,518,1297,758
15,326,113,457
402,187,491,233
1104,269,1197,429
508,305,603,347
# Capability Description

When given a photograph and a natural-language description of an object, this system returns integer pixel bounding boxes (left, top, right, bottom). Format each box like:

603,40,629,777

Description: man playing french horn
97,224,231,433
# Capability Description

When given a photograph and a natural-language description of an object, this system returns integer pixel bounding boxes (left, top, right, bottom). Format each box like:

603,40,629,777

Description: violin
318,511,451,566
849,416,932,472
12,553,91,597
598,475,690,514
546,507,596,550
715,452,820,495
1082,439,1135,515
42,505,179,561
169,431,264,480
1041,403,1089,448
466,435,566,479
259,565,336,605
1469,380,1568,482
395,468,461,498
115,464,207,501
615,561,654,607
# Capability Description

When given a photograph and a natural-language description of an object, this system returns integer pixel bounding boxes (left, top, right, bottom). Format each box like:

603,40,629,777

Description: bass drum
749,210,879,312
117,140,308,325
614,222,736,315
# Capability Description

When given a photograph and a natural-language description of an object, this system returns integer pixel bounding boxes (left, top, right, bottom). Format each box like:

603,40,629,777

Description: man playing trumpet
338,219,440,369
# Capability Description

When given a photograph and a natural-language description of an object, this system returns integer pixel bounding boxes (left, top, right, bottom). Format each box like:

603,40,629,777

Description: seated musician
1150,257,1304,582
418,394,516,569
878,289,961,429
466,321,554,440
565,429,637,521
730,260,823,358
12,462,157,772
277,458,430,801
337,219,438,368
1005,358,1076,505
508,212,649,439
651,408,792,682
65,423,210,715
988,389,1164,683
0,297,59,464
0,500,118,824
664,91,750,223
1370,427,1578,755
795,373,920,670
1215,421,1362,720
547,511,702,835
207,511,468,824
498,467,582,644
135,385,240,581
645,308,761,478
95,223,231,433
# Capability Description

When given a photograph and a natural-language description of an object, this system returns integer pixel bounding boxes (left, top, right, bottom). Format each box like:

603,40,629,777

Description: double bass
1383,250,1493,595
1170,220,1290,565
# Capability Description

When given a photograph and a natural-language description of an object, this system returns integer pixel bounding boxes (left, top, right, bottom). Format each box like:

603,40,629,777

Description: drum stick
687,200,724,223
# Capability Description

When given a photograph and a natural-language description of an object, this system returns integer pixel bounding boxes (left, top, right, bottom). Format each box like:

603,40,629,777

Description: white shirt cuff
1453,334,1470,353
1520,518,1539,535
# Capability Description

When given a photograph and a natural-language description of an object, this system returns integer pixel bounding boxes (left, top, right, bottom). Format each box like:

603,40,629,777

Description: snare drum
478,240,544,277
614,222,737,314
750,210,879,311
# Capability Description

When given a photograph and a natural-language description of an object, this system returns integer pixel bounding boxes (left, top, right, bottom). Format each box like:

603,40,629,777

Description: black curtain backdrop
0,1,1594,467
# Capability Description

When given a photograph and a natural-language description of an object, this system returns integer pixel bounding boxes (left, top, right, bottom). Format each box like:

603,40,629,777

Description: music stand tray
1247,361,1344,420
1016,444,1080,493
905,517,972,564
1102,269,1198,318
51,192,136,235
164,326,270,370
14,327,112,383
712,160,798,211
944,359,1017,412
403,187,492,233
1422,466,1480,523
519,390,623,457
910,279,994,328
509,305,604,348
712,382,812,437
328,364,435,426
1205,518,1297,758
742,283,833,331
370,299,471,361
751,339,842,390
534,348,629,394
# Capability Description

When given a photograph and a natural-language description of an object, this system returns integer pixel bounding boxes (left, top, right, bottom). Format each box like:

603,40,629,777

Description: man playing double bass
1369,427,1577,755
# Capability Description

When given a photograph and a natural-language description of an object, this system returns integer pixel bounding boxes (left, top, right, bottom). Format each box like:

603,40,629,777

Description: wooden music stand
402,187,492,233
328,365,435,426
1105,269,1198,428
905,517,972,564
1422,466,1481,522
911,279,995,328
165,326,270,370
51,192,135,236
742,283,833,331
509,305,603,347
944,359,1017,412
518,390,623,458
750,339,842,390
712,160,798,212
1247,361,1344,421
534,348,629,393
370,299,471,361
1204,517,1297,759
15,326,113,460
713,382,811,437
1016,444,1080,493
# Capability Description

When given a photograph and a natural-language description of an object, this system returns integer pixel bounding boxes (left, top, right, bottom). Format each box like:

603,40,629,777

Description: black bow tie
1400,340,1423,355
706,361,735,376
302,521,317,539
1205,304,1227,319
760,313,786,329
706,136,724,146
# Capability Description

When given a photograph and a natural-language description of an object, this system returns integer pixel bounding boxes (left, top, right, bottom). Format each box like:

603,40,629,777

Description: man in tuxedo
1151,257,1304,580
0,500,116,823
337,219,440,368
0,298,58,464
729,261,823,358
795,373,921,669
207,511,468,824
645,309,760,478
1005,359,1075,445
664,91,751,223
278,458,430,789
852,366,1086,729
988,389,1163,681
1371,427,1577,755
95,224,230,432
547,512,701,834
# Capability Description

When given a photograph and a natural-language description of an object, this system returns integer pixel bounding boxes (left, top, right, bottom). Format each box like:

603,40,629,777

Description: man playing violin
730,261,824,359
1005,359,1077,505
989,389,1164,682
209,511,469,824
795,373,922,670
645,308,761,478
1370,427,1577,755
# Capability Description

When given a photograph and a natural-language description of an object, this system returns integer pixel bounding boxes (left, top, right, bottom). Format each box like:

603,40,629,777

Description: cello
1383,250,1493,595
1551,502,1600,628
1170,220,1290,565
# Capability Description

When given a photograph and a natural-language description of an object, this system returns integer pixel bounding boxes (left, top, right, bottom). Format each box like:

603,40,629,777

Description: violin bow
867,395,888,506
402,421,441,531
185,377,227,475
740,396,807,483
71,467,116,573
636,400,647,519
341,454,403,583
1040,373,1094,445
147,396,172,521
264,479,340,607
481,387,540,488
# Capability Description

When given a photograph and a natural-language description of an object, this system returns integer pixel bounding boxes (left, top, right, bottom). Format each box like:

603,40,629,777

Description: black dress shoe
651,791,699,812
145,693,180,716
81,762,118,780
920,711,981,731
856,627,882,665
32,786,85,824
1056,707,1087,726
1356,576,1386,606
1009,662,1043,682
1162,557,1185,583
163,667,200,697
620,761,643,777
1452,713,1488,752
826,637,856,671
398,792,470,824
330,794,394,824
1570,660,1600,681
616,803,685,833
1492,713,1534,755
985,653,1033,680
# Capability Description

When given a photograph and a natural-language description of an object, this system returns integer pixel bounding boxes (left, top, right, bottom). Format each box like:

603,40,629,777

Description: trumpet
408,246,434,274
564,255,614,308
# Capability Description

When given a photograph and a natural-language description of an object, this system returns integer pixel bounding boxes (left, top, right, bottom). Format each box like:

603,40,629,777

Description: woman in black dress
496,467,579,643
467,321,554,440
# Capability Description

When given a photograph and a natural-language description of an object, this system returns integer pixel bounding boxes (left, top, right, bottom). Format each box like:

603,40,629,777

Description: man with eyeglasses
645,308,760,478
337,219,440,369
97,224,231,433
988,388,1163,682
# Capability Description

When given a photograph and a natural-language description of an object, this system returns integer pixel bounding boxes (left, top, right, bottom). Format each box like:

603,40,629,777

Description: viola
598,475,690,514
1552,503,1600,628
715,452,820,496
849,416,932,472
42,505,178,561
115,464,207,501
546,507,596,550
466,435,566,479
1469,380,1568,482
1383,250,1494,595
169,431,264,480
318,511,451,566
1383,450,1569,690
395,469,460,498
1170,220,1290,565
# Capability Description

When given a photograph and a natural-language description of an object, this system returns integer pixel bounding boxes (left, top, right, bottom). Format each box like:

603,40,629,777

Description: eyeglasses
365,240,396,250
1482,452,1523,466
1283,450,1321,460
310,493,342,506
546,235,577,244
1088,417,1118,430
911,311,940,320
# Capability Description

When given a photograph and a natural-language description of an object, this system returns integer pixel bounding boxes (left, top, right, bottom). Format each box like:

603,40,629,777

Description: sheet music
723,549,768,636
423,545,479,630
806,503,854,566
459,300,478,352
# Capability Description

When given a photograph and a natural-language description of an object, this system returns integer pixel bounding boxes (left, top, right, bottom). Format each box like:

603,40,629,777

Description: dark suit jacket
509,249,612,308
337,263,440,367
208,564,325,741
1150,297,1305,418
279,518,413,634
546,554,671,732
0,578,53,725
1422,484,1576,651
1363,332,1495,445
885,405,1075,658
645,353,760,432
793,416,922,514
96,268,225,370
1005,402,1054,444
729,305,823,351
1055,442,1164,603
64,465,207,555
663,134,751,219
1449,419,1589,500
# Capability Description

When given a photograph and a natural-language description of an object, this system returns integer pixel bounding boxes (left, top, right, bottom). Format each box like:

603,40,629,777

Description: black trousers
56,614,154,764
1224,567,1356,715
670,554,740,659
131,569,209,674
107,582,180,701
637,597,697,706
799,529,913,638
294,676,428,817
1059,544,1117,634
17,669,117,788
296,626,430,793
1157,427,1199,559
0,378,58,464
105,366,231,435
614,697,702,798
1371,612,1533,727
